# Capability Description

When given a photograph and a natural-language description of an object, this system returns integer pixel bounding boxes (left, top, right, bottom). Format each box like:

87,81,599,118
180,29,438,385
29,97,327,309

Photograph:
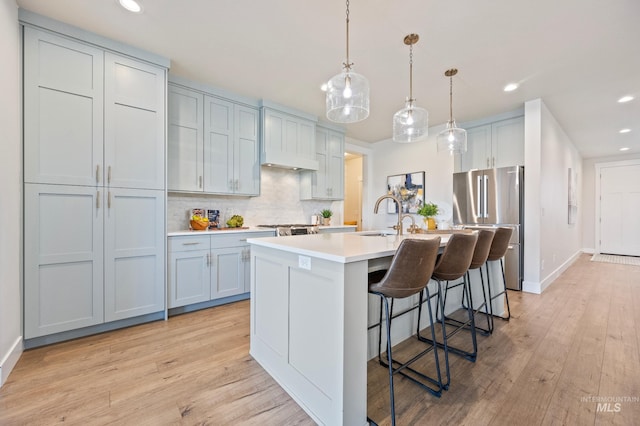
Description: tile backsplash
167,167,342,231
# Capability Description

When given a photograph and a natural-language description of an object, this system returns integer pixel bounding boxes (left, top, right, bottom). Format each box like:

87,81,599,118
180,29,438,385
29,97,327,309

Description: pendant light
437,68,467,154
393,34,428,143
326,0,370,123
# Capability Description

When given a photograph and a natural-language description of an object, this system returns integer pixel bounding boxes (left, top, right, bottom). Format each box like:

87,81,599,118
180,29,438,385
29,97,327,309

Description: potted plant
320,209,333,226
417,202,439,230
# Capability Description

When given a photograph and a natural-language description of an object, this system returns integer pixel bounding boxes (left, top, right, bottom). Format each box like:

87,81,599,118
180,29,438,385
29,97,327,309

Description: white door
204,96,234,193
599,162,640,256
210,247,245,299
168,249,211,308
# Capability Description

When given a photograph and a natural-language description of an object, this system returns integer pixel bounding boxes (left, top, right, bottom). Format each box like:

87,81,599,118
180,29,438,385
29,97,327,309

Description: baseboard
0,335,23,388
523,250,583,294
582,247,595,254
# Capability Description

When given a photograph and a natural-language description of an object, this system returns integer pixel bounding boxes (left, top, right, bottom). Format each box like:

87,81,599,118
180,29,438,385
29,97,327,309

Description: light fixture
118,0,142,13
618,95,634,103
620,147,630,151
503,83,519,92
392,34,428,143
326,0,370,123
619,128,631,134
437,68,467,154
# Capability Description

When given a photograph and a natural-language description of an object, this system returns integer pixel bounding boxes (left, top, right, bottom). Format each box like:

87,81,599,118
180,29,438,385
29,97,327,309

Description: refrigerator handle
483,175,489,218
476,175,483,218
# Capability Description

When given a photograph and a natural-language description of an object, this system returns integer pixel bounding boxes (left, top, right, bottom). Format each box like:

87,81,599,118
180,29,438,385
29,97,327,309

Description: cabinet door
492,116,524,168
204,96,234,193
24,184,104,338
461,124,491,171
104,188,165,322
168,85,204,192
313,127,329,197
23,28,104,187
104,53,166,190
234,105,260,195
168,249,210,308
210,247,245,299
327,130,345,199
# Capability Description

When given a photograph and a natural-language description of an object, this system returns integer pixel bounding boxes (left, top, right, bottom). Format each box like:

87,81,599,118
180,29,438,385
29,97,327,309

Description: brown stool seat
442,229,495,336
367,237,441,426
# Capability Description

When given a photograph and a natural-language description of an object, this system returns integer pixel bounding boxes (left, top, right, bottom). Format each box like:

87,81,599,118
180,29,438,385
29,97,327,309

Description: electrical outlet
298,255,311,270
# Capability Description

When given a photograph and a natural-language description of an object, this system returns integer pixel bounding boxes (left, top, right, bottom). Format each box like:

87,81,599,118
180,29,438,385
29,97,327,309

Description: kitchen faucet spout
374,194,403,235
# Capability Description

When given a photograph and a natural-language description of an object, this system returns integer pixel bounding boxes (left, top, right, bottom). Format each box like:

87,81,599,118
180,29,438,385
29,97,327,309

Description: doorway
344,152,363,231
596,159,640,256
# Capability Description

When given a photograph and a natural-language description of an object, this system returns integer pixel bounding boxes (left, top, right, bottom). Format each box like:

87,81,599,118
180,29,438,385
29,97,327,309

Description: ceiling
17,0,640,159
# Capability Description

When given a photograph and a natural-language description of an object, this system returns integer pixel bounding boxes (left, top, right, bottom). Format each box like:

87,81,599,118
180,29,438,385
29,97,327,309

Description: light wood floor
1,253,639,425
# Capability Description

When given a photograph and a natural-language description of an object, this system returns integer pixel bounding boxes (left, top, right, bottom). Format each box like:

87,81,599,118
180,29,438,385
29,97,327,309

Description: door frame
594,158,640,254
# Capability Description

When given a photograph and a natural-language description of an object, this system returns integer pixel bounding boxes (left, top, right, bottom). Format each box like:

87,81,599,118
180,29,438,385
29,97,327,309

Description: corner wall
0,0,23,387
523,99,583,294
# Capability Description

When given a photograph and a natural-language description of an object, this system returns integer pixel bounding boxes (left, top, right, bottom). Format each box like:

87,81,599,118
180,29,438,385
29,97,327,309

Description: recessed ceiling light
320,83,328,92
618,95,634,103
503,83,519,92
620,147,630,151
619,128,631,134
118,0,143,13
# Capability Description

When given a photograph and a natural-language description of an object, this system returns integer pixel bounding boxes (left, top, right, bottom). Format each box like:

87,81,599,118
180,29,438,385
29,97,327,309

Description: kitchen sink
358,232,394,237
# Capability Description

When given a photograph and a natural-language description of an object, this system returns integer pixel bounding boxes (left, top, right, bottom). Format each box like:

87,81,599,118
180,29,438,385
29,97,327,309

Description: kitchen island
247,231,504,426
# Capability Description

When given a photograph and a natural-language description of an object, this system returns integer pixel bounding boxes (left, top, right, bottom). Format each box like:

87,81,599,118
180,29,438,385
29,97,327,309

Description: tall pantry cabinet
22,22,168,341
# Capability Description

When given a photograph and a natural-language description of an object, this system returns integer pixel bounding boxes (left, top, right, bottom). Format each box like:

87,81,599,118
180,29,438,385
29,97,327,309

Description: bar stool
368,237,441,426
417,232,478,389
442,229,495,335
483,226,514,332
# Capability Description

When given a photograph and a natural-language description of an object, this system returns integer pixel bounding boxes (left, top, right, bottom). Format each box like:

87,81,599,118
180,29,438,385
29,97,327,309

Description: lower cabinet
168,231,273,309
24,184,165,339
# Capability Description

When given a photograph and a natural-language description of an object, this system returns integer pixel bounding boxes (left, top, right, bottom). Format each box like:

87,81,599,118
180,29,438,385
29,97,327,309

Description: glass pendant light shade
393,100,429,143
437,68,467,154
326,68,370,123
326,0,370,123
437,120,467,153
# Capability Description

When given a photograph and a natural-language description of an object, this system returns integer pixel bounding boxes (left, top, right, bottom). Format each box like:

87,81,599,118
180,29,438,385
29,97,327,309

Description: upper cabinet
455,114,524,172
260,101,319,171
300,123,345,200
168,80,260,196
23,28,165,190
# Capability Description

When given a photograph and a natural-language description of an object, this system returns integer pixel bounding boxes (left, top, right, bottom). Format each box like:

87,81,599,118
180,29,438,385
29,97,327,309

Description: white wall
0,0,23,387
368,123,454,231
582,152,640,252
523,99,583,294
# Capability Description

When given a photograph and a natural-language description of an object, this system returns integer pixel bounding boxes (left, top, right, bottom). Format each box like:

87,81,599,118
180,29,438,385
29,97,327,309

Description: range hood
260,101,319,171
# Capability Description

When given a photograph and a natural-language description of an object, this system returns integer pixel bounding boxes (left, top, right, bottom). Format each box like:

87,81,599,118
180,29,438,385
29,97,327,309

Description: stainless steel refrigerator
452,166,524,290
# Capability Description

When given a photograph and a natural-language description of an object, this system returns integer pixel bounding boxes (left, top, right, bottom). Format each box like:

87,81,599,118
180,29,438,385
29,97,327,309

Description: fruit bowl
190,220,209,231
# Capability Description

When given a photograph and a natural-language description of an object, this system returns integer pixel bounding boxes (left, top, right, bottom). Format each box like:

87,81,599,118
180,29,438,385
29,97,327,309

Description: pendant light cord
409,42,414,103
449,74,453,122
344,0,352,70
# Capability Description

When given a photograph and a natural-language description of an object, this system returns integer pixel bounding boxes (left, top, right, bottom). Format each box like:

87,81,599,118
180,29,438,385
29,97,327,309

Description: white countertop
247,231,450,263
168,227,276,237
168,224,356,237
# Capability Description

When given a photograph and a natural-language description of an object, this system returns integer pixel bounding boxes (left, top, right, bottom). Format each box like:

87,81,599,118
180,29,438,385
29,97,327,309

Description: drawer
168,235,210,252
210,231,275,248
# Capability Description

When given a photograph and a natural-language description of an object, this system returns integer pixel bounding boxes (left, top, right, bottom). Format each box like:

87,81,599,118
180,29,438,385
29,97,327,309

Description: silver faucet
374,195,403,235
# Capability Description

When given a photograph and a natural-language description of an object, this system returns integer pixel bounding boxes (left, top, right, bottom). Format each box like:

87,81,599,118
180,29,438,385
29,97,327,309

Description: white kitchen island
247,231,504,426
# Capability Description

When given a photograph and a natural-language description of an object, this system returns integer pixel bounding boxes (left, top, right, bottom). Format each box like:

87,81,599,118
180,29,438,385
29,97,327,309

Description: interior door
599,163,640,256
